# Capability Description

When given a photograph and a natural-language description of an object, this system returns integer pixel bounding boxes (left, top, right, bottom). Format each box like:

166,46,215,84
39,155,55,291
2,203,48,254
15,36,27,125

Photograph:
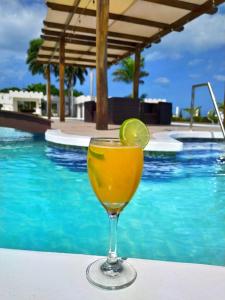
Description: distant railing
190,82,225,140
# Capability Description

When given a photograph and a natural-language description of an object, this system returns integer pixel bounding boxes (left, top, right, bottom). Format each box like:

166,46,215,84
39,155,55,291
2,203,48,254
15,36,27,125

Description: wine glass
86,137,143,290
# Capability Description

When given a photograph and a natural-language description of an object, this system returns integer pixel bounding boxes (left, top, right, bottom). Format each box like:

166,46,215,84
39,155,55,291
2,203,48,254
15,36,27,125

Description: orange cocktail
87,139,143,214
86,137,144,290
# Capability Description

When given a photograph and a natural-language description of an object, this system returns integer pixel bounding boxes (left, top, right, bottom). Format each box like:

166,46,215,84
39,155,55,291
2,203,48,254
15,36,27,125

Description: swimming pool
0,128,225,266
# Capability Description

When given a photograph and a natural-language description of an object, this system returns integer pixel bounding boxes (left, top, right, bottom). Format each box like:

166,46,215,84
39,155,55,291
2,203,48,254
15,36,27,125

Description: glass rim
90,137,119,141
89,137,142,148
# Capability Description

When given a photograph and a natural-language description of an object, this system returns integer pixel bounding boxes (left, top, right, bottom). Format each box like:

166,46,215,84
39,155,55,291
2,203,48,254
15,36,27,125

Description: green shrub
172,116,188,122
193,116,211,123
172,116,212,123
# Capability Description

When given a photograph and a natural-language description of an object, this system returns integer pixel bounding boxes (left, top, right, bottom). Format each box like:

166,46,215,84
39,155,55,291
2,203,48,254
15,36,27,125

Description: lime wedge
120,118,150,148
89,148,104,160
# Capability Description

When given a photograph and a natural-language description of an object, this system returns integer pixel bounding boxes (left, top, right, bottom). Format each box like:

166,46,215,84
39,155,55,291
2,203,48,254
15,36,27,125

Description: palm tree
26,39,87,117
26,38,58,80
183,106,201,119
112,56,149,98
26,38,59,118
26,39,45,76
218,102,224,112
207,103,224,124
207,109,218,124
64,66,88,116
217,102,224,125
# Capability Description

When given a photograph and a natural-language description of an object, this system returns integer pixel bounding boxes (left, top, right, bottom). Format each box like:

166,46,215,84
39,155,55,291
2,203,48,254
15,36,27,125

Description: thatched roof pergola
37,0,224,129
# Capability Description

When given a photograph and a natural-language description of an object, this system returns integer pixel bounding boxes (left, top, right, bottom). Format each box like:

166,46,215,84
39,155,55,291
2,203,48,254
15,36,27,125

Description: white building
0,91,169,120
0,91,92,118
0,91,43,115
73,95,96,119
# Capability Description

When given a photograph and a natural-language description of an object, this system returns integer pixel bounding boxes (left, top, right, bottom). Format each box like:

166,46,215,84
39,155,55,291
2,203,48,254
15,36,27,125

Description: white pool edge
45,129,224,152
0,248,224,300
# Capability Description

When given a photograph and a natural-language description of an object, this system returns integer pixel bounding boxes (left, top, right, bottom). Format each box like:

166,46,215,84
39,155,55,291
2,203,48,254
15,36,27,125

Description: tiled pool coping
0,249,224,300
45,129,224,152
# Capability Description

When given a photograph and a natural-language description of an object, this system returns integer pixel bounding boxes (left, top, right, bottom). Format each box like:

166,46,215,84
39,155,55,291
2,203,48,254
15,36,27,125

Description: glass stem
107,213,119,264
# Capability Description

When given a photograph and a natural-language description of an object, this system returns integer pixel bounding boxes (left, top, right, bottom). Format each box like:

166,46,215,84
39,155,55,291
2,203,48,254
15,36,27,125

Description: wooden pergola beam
110,0,223,65
39,54,99,64
41,35,135,52
47,2,170,30
64,63,95,68
37,60,96,68
40,46,118,59
42,28,139,47
143,0,199,11
42,0,224,71
46,0,81,66
59,38,65,122
96,0,109,130
44,21,148,42
166,0,223,31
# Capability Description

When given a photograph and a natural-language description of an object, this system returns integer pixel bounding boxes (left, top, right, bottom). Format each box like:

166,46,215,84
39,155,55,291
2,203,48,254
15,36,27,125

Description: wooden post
133,48,141,100
46,64,51,120
96,0,109,130
59,38,65,122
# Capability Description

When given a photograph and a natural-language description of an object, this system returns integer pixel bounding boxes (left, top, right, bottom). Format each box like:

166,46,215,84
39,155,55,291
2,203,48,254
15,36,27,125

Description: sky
0,0,225,115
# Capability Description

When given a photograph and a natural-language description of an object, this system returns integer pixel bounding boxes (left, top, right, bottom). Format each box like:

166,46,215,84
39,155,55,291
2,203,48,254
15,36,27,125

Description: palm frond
112,55,149,86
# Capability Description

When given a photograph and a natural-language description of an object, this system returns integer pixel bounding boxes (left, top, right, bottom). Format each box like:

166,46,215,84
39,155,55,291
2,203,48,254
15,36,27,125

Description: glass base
86,258,137,290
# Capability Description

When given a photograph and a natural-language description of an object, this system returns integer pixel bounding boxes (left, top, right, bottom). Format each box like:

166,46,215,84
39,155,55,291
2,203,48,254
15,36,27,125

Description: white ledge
46,129,90,147
0,249,224,300
45,129,224,152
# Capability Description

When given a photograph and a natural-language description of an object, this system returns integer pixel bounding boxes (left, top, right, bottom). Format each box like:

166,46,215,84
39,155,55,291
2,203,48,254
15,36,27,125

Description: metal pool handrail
190,82,225,140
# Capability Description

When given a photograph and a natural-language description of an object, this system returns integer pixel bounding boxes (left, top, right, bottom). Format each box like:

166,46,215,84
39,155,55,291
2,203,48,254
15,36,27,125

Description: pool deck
51,119,221,136
0,249,224,300
46,119,224,152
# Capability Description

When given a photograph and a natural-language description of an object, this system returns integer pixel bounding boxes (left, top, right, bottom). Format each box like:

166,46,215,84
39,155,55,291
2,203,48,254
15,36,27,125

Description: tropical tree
218,102,224,112
140,93,148,100
26,83,59,95
207,109,218,124
125,92,148,100
219,102,225,126
26,38,87,116
26,38,58,84
0,87,21,92
26,39,45,76
64,66,88,116
27,38,60,118
112,56,149,98
183,106,201,120
72,89,83,97
207,102,224,124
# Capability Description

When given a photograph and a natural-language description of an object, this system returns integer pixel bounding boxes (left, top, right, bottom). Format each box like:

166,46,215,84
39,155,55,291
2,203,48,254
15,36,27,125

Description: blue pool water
0,128,225,266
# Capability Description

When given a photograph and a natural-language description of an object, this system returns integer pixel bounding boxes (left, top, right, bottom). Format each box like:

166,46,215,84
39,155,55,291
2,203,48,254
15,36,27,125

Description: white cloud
145,50,182,62
154,77,170,85
167,13,225,53
145,51,165,62
0,0,46,64
188,59,203,66
214,74,225,82
189,73,201,79
145,9,225,61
